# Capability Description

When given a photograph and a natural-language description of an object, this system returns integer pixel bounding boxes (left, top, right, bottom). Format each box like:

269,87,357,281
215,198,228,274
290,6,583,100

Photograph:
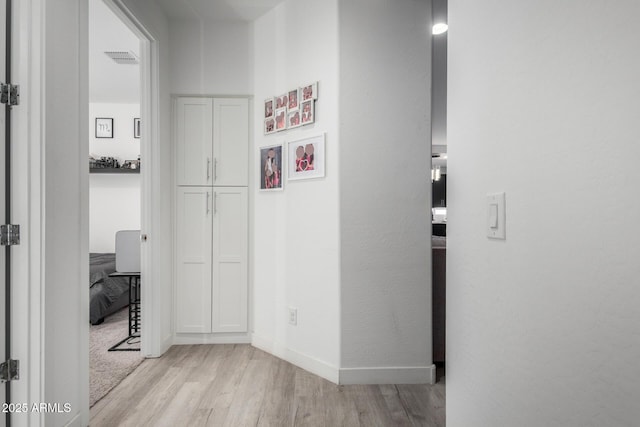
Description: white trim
13,0,46,425
63,412,82,427
247,98,255,340
339,365,436,385
78,0,91,423
251,334,339,384
22,1,92,424
173,334,251,345
160,332,173,353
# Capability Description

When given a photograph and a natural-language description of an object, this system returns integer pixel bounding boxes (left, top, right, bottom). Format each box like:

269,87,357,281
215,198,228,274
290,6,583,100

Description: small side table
107,272,141,351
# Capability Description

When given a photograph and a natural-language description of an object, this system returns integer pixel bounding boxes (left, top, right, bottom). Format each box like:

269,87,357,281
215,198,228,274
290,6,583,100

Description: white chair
115,230,140,273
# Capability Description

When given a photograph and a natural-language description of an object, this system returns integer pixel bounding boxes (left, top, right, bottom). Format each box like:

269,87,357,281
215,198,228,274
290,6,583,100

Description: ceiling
154,0,286,21
89,0,140,103
89,0,287,103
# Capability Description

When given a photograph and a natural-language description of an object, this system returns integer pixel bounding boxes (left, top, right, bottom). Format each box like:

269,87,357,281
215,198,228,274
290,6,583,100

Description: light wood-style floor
90,344,445,426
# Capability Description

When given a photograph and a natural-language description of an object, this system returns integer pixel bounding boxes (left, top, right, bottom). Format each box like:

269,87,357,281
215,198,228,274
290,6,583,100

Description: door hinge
0,359,19,382
0,83,19,106
0,224,20,246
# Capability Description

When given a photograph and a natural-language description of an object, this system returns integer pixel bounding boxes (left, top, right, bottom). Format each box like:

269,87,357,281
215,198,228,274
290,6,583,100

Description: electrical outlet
288,307,297,326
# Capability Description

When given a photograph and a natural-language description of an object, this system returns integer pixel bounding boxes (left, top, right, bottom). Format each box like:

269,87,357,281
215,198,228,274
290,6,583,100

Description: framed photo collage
264,82,317,135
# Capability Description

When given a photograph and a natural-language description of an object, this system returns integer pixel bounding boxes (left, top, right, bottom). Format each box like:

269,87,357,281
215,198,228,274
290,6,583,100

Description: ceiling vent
104,51,139,65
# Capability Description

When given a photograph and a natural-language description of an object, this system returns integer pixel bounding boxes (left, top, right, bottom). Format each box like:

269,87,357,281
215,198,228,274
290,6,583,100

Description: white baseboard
173,333,252,345
63,412,82,427
339,364,436,385
161,333,173,353
251,334,339,384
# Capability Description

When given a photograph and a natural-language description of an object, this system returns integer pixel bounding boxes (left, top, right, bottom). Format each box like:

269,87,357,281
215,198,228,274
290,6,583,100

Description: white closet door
175,97,213,186
212,187,248,332
212,98,249,186
176,187,213,333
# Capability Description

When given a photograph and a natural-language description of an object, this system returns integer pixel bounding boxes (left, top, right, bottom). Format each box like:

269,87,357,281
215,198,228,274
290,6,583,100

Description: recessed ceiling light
432,23,448,35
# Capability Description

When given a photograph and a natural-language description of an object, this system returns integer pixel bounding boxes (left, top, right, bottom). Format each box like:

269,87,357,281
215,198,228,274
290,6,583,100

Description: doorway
431,0,448,382
87,0,161,406
88,0,143,406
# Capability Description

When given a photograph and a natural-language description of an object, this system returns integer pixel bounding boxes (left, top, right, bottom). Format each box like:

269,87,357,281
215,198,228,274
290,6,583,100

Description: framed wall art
95,118,114,138
264,82,318,134
275,108,287,131
287,133,325,181
264,98,274,119
134,118,141,138
287,110,302,129
288,88,299,110
300,100,314,125
275,93,288,110
264,117,276,135
259,144,284,191
300,82,318,101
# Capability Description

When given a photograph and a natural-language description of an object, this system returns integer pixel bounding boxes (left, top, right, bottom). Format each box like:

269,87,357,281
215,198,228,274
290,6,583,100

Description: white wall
447,1,640,425
170,19,252,95
89,103,141,252
89,0,140,103
89,175,140,252
43,0,89,425
252,0,341,381
431,0,447,147
338,0,433,383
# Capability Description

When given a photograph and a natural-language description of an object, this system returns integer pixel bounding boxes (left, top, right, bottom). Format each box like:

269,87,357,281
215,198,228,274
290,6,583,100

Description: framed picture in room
287,110,301,129
264,98,274,119
288,88,299,110
300,81,318,101
122,159,140,170
275,108,287,131
300,100,314,125
264,117,276,135
134,118,141,138
259,144,284,191
287,133,325,181
95,118,113,138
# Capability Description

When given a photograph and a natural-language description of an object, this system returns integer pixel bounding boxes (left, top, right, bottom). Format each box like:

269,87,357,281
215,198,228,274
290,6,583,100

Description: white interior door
175,97,213,186
211,187,247,333
176,186,213,333
212,98,248,186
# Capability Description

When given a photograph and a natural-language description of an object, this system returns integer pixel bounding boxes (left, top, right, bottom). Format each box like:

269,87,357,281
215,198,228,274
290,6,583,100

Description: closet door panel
176,187,213,333
212,187,248,332
217,263,243,331
213,98,249,186
176,97,213,186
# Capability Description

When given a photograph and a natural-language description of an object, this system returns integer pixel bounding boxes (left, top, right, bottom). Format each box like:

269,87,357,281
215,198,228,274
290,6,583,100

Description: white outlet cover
487,192,506,240
288,307,297,326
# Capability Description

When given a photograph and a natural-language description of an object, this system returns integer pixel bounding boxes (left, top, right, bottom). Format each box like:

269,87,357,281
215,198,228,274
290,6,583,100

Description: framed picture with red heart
287,134,325,181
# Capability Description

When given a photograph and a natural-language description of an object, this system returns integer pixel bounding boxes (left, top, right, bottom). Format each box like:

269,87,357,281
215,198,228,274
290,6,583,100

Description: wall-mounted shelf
90,168,140,174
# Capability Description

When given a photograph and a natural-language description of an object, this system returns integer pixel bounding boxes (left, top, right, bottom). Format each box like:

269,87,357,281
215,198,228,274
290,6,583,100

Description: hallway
90,344,445,426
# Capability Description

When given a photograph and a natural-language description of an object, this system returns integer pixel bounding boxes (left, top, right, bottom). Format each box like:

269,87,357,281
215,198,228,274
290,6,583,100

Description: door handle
213,191,217,215
140,234,148,242
213,158,218,182
206,157,211,181
206,192,210,215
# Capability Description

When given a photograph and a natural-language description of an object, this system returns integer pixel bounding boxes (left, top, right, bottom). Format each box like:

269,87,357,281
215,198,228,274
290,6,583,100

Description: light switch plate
487,192,506,239
288,307,297,326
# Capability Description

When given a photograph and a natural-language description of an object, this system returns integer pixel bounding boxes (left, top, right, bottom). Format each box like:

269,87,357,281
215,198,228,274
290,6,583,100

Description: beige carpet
90,308,144,407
